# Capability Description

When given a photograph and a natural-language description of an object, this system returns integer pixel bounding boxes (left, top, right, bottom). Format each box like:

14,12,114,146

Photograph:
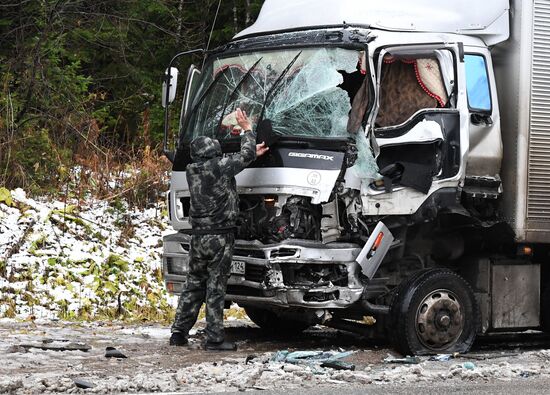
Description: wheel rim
415,288,464,350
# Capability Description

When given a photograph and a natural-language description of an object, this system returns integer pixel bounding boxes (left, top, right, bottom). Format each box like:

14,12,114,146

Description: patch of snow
0,188,175,320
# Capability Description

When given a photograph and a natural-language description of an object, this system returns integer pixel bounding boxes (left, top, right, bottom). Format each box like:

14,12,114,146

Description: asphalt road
217,380,550,395
3,319,550,394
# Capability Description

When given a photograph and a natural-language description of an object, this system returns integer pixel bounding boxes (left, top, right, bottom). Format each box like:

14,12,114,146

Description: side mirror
162,67,179,108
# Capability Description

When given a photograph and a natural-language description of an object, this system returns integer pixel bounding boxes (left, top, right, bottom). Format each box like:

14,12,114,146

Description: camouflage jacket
186,132,256,232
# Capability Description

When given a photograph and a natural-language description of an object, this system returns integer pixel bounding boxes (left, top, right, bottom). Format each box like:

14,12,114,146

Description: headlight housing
165,255,189,276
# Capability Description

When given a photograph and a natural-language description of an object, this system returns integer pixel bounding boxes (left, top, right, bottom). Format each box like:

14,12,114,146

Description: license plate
230,260,246,275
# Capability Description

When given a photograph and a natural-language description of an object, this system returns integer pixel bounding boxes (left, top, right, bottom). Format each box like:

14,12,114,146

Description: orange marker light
373,232,384,251
367,232,384,259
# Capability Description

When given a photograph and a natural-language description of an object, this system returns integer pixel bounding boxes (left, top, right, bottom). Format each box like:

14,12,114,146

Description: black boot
204,340,237,351
169,332,188,346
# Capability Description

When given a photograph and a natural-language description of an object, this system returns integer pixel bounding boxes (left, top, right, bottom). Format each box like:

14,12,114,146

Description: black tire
541,285,550,332
390,269,479,355
244,306,311,334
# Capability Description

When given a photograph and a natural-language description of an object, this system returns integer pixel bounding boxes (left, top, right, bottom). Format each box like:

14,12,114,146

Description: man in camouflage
170,108,269,351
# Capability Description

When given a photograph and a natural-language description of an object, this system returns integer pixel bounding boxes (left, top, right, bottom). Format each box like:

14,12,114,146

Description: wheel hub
436,312,451,328
415,289,463,350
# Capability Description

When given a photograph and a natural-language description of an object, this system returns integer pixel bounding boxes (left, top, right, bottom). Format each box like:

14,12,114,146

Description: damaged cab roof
235,0,510,46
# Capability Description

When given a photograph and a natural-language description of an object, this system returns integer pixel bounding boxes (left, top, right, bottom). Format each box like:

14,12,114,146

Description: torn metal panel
377,120,443,147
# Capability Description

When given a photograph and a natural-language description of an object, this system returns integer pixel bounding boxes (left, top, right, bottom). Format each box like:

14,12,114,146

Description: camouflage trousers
171,232,234,343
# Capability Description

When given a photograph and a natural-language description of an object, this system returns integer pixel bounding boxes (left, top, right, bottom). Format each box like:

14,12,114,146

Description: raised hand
236,108,252,131
256,142,269,157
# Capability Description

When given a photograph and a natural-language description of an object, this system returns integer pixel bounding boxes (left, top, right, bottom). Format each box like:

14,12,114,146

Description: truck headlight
165,256,189,276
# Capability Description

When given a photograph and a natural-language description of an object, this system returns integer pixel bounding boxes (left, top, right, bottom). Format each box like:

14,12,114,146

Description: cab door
463,47,503,187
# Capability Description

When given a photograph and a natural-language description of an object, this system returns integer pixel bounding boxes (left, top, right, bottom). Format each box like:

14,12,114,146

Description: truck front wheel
244,306,311,334
540,285,550,332
390,269,478,355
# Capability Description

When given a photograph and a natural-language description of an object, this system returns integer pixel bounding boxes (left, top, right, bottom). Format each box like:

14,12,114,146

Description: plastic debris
245,354,257,364
20,342,90,352
383,355,421,364
105,346,127,359
461,352,518,361
320,360,356,371
271,350,355,365
429,354,453,362
462,362,476,370
73,378,95,389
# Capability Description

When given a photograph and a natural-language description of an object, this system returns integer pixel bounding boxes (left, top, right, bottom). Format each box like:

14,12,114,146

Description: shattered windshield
183,47,367,142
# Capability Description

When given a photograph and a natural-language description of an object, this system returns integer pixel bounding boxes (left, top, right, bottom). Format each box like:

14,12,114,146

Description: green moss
105,254,129,272
2,299,17,318
0,187,13,206
109,198,127,213
50,209,93,233
29,234,47,255
92,231,106,241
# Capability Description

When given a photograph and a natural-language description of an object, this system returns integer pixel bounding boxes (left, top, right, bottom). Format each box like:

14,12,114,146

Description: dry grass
69,145,171,208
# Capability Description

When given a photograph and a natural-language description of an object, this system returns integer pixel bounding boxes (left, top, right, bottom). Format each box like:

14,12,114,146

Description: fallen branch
2,218,36,263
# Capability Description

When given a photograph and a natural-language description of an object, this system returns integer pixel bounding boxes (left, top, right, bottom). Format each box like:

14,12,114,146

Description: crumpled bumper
162,232,364,309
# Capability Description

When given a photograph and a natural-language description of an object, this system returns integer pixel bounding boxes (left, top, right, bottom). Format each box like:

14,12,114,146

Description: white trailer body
496,0,550,242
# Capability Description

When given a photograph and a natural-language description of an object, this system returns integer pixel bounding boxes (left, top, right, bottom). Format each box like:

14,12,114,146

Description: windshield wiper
216,57,263,134
188,64,233,118
258,51,302,123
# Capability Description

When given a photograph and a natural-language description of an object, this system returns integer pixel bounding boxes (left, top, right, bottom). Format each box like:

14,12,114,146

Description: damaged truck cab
162,0,550,355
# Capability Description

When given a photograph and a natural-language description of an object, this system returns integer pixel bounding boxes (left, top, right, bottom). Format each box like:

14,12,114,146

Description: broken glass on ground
271,349,355,365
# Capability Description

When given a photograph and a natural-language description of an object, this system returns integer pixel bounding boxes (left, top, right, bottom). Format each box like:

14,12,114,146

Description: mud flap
355,222,394,279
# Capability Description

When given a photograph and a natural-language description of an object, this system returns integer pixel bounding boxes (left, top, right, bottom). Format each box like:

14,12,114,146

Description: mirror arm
470,112,493,126
163,48,205,161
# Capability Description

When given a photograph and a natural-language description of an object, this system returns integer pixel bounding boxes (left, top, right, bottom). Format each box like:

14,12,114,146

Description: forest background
0,0,263,203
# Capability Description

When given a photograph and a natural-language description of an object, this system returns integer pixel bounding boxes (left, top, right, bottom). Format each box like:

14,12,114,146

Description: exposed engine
237,195,322,243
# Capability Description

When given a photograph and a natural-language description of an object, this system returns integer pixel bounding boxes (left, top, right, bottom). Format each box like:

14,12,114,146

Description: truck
160,0,550,355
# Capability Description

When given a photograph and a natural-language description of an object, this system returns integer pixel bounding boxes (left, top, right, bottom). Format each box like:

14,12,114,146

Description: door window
464,54,491,112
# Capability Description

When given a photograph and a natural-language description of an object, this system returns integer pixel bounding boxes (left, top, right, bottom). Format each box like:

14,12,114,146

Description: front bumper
162,232,364,309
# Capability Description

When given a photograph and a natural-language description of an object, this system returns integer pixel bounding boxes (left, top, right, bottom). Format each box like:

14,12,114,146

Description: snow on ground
0,188,177,320
4,189,550,394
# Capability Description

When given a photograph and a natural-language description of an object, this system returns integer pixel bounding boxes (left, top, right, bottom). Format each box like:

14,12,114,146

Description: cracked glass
183,48,362,142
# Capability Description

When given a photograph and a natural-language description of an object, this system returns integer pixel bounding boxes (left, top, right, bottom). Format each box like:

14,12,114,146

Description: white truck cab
161,0,550,355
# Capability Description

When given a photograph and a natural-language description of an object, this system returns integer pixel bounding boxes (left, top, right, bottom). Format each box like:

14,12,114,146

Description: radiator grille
528,1,550,220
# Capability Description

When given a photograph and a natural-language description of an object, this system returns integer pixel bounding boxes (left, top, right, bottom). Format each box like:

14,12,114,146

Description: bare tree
245,0,251,25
